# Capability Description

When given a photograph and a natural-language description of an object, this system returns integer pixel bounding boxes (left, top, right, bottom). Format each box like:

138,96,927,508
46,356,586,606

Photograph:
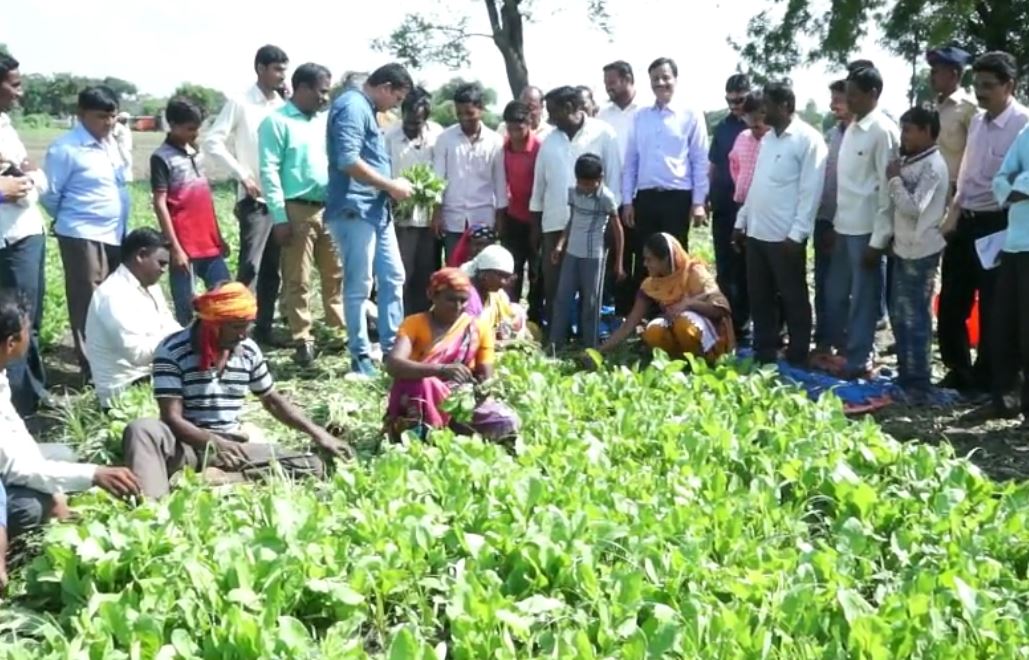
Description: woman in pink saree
384,268,520,441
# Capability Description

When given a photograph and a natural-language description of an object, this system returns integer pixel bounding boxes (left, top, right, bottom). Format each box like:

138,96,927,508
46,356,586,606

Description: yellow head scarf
639,233,694,307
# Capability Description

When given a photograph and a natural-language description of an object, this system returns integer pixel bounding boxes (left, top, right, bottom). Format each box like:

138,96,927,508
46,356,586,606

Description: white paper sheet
975,230,1007,270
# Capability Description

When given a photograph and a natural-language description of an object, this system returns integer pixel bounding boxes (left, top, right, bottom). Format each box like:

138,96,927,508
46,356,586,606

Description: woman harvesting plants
384,268,519,441
600,233,735,360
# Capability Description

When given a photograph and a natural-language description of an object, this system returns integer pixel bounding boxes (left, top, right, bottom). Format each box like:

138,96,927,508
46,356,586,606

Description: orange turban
193,283,258,370
428,267,472,296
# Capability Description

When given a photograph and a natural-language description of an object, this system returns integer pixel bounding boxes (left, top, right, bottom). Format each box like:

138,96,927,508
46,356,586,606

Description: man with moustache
927,46,978,195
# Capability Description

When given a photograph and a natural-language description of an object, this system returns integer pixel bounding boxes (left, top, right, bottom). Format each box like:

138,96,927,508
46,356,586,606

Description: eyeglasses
726,96,746,105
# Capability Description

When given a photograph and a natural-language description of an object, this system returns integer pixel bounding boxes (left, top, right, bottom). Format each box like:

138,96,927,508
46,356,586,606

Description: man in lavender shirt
938,51,1029,395
621,57,709,293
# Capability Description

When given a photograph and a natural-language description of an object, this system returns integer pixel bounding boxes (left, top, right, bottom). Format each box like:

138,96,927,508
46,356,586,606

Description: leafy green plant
396,163,445,218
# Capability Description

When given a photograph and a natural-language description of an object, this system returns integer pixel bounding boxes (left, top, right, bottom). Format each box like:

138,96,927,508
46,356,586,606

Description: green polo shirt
257,101,329,224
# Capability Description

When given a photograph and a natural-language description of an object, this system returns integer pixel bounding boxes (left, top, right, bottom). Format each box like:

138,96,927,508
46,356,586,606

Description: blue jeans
550,254,605,349
812,219,833,348
889,253,940,391
3,483,53,538
169,255,232,325
827,233,884,373
326,215,405,361
0,234,47,415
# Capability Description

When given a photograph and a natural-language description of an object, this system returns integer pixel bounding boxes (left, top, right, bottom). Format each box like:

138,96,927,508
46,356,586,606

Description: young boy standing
151,98,229,325
549,154,624,349
886,107,949,402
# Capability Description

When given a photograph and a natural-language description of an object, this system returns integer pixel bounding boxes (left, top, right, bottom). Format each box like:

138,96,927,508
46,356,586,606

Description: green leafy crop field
1,186,1027,658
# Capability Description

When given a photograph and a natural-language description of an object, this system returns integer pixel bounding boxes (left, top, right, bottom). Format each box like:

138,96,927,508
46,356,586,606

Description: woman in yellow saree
385,268,520,440
600,233,735,360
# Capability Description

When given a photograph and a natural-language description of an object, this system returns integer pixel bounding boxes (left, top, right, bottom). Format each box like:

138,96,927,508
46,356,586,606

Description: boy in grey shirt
549,154,625,348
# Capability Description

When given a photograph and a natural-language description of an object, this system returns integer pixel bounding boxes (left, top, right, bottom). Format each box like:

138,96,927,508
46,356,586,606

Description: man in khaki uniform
927,46,978,193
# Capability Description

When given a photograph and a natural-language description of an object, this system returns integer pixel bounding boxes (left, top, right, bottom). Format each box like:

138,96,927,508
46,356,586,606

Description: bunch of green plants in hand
395,163,446,218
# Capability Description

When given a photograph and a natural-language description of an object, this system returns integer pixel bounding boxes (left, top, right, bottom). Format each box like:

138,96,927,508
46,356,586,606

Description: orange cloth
397,312,494,367
428,267,472,296
640,233,695,306
193,283,258,371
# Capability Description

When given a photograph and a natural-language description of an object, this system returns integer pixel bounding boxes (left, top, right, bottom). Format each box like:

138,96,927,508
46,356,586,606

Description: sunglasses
726,96,746,105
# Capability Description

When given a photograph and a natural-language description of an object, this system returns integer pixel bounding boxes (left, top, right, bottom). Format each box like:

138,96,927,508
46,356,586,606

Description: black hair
603,60,634,83
503,100,531,123
453,83,484,107
726,73,750,93
121,227,170,264
847,59,876,73
742,89,764,114
829,79,847,94
574,153,604,180
847,66,884,96
643,232,673,261
648,57,678,78
78,86,119,112
544,85,584,110
900,106,941,139
254,44,289,72
367,63,414,92
763,81,796,113
0,53,19,82
165,97,204,125
291,63,332,91
0,289,29,344
972,51,1018,84
401,86,432,116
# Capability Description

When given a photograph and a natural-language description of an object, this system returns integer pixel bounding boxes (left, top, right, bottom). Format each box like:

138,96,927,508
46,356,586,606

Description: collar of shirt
163,137,199,157
600,100,640,116
0,112,10,131
987,99,1020,128
505,131,540,153
71,123,108,148
939,87,974,107
853,108,885,132
246,84,284,107
283,101,316,121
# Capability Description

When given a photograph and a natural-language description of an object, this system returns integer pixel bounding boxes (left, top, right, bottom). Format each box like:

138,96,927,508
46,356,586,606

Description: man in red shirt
498,101,540,304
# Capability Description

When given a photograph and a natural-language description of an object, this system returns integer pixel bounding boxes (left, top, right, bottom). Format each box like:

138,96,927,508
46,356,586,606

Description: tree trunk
487,0,530,98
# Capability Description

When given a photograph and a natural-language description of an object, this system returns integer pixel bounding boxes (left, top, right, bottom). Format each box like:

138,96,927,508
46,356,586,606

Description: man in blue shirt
708,73,751,341
41,86,129,377
325,63,414,376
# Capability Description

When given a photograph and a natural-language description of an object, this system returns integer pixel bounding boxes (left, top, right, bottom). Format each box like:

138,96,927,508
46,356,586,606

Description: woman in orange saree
600,233,735,361
384,268,520,440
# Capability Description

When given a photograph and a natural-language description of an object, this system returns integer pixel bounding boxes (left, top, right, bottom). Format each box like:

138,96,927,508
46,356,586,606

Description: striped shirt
152,326,274,432
728,128,764,204
565,184,617,259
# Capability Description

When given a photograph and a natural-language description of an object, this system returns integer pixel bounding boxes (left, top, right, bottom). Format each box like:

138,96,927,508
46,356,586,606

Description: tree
373,0,613,98
732,0,1029,95
173,83,226,119
102,76,138,101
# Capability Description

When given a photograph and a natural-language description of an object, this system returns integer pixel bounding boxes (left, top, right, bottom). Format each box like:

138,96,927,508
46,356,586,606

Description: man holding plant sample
258,63,343,367
386,86,443,314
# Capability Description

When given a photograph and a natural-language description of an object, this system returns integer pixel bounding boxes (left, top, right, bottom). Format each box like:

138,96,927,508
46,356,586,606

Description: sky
5,0,916,116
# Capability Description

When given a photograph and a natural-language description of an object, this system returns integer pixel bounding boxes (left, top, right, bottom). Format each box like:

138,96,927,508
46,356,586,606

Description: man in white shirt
733,82,827,366
202,45,288,346
826,65,900,379
432,83,507,258
598,60,641,315
386,87,443,314
85,228,181,408
0,52,49,416
0,289,142,560
530,86,622,328
112,111,134,182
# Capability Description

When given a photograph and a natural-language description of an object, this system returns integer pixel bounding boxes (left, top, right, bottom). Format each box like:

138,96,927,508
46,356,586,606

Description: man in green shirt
258,63,344,365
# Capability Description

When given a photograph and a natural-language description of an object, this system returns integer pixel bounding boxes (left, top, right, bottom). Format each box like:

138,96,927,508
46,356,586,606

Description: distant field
19,126,232,182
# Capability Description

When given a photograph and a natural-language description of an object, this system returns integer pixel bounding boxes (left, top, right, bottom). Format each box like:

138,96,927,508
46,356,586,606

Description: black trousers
235,198,281,334
625,189,694,303
991,252,1029,412
711,203,749,335
500,219,533,304
938,209,1007,389
745,237,811,364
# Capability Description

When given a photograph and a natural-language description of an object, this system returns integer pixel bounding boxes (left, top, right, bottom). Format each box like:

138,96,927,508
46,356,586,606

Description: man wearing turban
121,283,352,498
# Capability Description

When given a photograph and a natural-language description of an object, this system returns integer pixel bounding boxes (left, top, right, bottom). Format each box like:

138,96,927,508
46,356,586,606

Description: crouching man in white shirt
85,228,182,408
0,288,141,582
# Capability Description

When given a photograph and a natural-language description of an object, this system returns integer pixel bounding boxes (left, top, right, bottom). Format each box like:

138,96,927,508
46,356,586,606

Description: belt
286,198,325,208
961,208,1003,219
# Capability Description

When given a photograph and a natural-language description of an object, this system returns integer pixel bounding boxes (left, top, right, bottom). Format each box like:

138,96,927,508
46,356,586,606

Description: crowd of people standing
2,40,1029,587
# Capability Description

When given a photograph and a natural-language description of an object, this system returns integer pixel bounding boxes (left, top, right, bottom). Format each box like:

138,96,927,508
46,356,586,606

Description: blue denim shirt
326,89,391,226
40,124,129,246
707,114,747,212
